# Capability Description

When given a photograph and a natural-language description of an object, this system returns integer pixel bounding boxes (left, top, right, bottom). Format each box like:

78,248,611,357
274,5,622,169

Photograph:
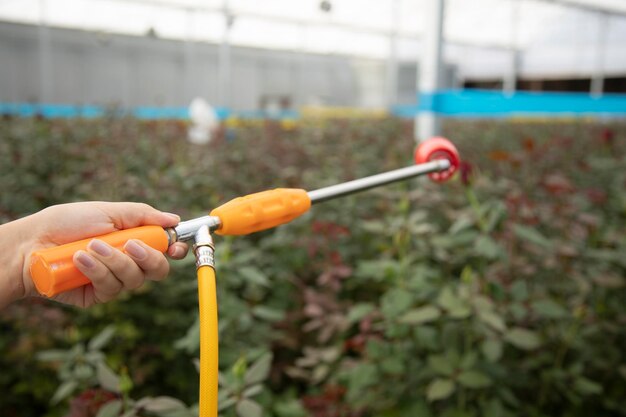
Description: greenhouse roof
1,0,625,79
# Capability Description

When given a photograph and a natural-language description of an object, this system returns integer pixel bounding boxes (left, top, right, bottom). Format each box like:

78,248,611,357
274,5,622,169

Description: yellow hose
198,265,218,417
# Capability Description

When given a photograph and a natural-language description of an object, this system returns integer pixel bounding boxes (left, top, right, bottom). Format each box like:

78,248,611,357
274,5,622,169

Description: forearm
0,216,33,309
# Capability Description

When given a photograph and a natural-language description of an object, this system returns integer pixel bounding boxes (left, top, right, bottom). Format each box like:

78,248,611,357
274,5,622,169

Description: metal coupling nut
193,225,215,269
195,246,215,269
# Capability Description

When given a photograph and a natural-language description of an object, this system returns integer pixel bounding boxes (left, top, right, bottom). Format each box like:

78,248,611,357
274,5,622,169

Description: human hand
0,202,189,309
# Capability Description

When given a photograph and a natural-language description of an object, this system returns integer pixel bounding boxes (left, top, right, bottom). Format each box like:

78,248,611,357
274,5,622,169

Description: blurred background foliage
0,116,625,417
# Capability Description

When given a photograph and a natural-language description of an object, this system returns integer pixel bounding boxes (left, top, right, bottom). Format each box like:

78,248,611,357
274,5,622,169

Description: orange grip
210,188,311,235
29,225,169,297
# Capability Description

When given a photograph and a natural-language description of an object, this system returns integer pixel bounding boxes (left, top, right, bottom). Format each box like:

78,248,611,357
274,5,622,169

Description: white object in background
188,98,219,145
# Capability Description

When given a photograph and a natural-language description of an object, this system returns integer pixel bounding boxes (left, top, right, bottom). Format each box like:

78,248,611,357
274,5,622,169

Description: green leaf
361,220,387,233
512,224,553,249
449,216,474,234
427,354,455,376
95,400,123,417
471,295,494,313
478,311,506,332
510,281,528,302
85,351,106,364
483,399,506,417
73,364,94,380
119,372,133,394
414,326,439,350
311,364,330,384
273,398,308,417
432,231,479,249
449,307,471,319
574,377,602,395
437,287,471,319
381,288,413,319
120,409,138,417
51,380,78,404
243,384,263,398
236,399,263,417
457,371,491,388
356,259,401,282
426,378,455,402
232,357,248,379
509,302,528,320
141,396,187,413
381,357,404,375
460,352,478,370
347,303,375,324
505,328,541,350
348,363,378,390
475,235,501,259
531,299,568,319
239,267,270,287
481,339,503,362
244,353,273,385
437,287,460,311
36,349,68,362
218,392,237,411
97,362,121,392
174,317,200,353
485,201,507,233
399,306,441,325
251,306,285,322
319,346,341,362
89,325,116,351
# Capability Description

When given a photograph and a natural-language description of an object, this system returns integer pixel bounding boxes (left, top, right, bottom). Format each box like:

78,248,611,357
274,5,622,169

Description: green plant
1,117,624,417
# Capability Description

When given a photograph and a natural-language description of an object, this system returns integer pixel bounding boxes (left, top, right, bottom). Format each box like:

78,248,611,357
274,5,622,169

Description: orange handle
30,225,169,297
210,188,311,235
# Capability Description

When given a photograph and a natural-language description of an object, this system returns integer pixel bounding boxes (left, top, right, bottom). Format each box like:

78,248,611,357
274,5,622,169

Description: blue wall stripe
392,89,626,118
0,103,301,120
3,90,626,120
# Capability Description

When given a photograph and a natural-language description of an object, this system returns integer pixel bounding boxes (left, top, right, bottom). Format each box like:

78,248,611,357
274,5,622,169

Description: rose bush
0,116,624,417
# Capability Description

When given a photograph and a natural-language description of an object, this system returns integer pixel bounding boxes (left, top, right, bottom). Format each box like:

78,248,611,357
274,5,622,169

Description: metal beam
541,0,626,17
94,0,519,52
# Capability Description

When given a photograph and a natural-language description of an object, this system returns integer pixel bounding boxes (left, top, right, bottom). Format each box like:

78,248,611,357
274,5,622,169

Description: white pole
386,0,400,107
218,0,232,108
504,0,520,95
38,0,51,103
591,12,608,97
415,0,444,142
184,8,195,103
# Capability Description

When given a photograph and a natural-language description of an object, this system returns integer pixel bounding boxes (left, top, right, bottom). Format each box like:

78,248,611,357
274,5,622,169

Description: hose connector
193,225,215,269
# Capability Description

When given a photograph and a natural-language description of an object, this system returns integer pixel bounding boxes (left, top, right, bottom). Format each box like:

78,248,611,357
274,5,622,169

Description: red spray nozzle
414,137,460,182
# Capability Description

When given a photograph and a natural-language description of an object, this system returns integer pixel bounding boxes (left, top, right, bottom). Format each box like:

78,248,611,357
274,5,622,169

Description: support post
183,8,196,103
38,0,52,103
591,12,608,97
415,0,444,142
218,0,233,108
504,0,521,95
386,0,400,107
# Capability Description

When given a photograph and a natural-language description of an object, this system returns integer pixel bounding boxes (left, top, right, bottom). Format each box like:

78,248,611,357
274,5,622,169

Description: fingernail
171,246,184,258
163,212,180,222
89,239,113,257
76,251,97,269
125,240,147,260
